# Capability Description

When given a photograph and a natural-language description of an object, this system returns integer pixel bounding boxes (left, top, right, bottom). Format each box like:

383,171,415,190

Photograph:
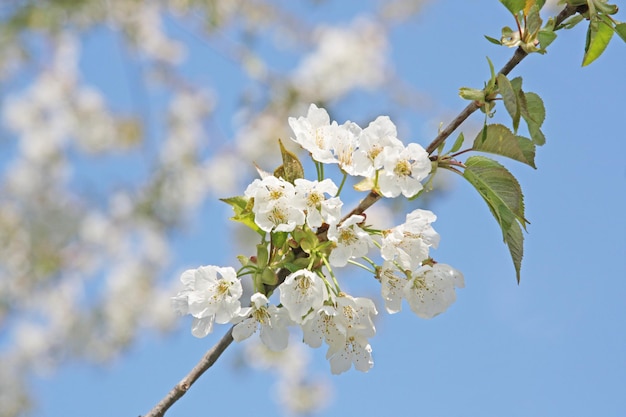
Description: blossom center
269,188,284,200
307,192,324,209
215,281,231,297
411,276,427,292
368,145,382,161
342,305,355,322
338,228,357,245
394,159,412,178
268,206,288,226
253,307,271,324
297,275,312,292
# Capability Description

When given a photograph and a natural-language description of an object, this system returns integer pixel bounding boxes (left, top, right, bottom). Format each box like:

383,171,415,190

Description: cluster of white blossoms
0,2,424,414
173,104,464,375
289,104,432,198
244,176,342,233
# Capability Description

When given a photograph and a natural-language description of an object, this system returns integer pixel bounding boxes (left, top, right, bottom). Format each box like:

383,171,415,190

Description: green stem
321,256,342,293
335,172,348,196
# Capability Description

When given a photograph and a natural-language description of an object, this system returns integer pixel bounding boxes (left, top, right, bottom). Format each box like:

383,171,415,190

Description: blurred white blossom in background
0,0,432,416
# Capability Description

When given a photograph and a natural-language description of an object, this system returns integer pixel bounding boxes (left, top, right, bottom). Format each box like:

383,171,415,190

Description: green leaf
259,267,278,286
463,156,528,230
484,35,503,45
486,56,497,92
558,14,584,30
521,92,545,126
595,2,618,15
450,132,465,153
255,242,269,268
271,231,289,252
479,119,488,143
528,124,546,146
497,74,520,133
515,87,529,118
274,139,304,184
519,91,546,145
526,4,543,35
527,0,546,12
500,0,526,15
504,219,524,284
472,124,536,168
220,195,248,212
517,135,537,167
510,76,523,93
463,156,528,282
459,87,485,102
220,196,264,235
582,17,614,66
614,22,626,43
538,29,557,49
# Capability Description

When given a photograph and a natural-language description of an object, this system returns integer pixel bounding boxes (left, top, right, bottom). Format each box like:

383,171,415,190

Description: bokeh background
0,1,624,416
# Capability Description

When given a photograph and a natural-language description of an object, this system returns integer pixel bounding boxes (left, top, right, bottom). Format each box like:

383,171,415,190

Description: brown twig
143,326,234,417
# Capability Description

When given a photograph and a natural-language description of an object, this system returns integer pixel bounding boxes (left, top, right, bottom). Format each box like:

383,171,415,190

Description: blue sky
26,1,626,416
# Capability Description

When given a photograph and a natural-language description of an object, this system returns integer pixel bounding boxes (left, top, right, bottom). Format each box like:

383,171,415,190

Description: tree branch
424,4,579,156
143,5,584,416
142,326,234,417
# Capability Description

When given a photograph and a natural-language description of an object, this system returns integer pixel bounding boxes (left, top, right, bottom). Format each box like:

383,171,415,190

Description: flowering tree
0,1,624,416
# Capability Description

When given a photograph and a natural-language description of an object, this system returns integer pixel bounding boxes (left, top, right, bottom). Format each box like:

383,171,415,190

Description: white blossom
294,178,342,228
378,142,431,198
329,120,361,175
279,270,329,323
302,294,377,374
381,209,440,270
245,175,297,212
326,294,377,374
253,199,306,232
351,116,404,177
302,305,344,350
404,263,465,319
172,265,243,338
326,332,373,374
232,293,291,351
244,176,306,232
288,104,336,164
334,294,377,338
327,215,373,267
379,261,407,314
